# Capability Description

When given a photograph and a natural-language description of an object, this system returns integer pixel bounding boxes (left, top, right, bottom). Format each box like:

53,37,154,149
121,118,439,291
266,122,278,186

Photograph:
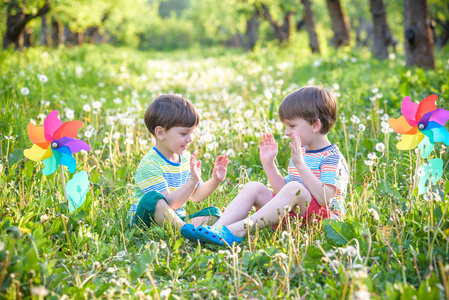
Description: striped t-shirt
128,147,193,222
284,144,349,219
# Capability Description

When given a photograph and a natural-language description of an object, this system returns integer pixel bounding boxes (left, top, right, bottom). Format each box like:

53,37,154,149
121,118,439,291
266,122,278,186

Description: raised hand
259,133,278,164
212,155,228,183
289,131,305,167
190,152,202,183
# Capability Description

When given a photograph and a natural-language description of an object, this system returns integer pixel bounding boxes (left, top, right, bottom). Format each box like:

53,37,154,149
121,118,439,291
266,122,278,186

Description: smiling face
154,126,196,162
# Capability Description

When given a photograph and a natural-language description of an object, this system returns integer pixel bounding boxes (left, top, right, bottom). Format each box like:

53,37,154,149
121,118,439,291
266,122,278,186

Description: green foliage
0,43,448,298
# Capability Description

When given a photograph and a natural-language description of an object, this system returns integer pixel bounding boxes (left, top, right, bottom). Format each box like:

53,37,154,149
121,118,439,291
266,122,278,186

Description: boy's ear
154,126,165,140
312,119,322,133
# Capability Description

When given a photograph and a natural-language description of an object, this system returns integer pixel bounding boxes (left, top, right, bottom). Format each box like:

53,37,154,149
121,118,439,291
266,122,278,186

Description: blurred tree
429,1,449,49
404,0,435,69
257,2,293,44
3,0,50,48
41,14,48,46
325,0,350,47
369,0,392,59
301,0,320,53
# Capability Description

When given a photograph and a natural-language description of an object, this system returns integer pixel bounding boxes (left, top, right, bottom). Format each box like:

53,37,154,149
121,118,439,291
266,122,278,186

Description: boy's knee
243,181,268,192
283,181,304,195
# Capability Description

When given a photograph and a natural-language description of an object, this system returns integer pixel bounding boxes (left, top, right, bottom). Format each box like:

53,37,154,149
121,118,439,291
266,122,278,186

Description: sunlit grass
1,44,449,299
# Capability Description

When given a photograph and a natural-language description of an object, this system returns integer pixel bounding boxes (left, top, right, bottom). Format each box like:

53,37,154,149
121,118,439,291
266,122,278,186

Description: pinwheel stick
60,164,68,204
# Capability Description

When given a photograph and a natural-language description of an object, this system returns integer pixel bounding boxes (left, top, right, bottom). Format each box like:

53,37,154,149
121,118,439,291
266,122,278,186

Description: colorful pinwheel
24,110,90,175
388,95,449,158
388,95,448,195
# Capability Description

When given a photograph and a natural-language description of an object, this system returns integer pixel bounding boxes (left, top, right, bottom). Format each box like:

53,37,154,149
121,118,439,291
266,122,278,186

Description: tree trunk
259,4,292,45
404,0,435,69
51,17,62,47
302,0,320,53
245,13,260,50
41,15,48,46
369,0,392,60
23,27,34,47
3,0,50,49
325,0,351,47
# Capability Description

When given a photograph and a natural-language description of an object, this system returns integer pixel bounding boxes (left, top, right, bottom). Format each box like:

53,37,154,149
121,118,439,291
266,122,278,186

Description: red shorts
273,195,332,230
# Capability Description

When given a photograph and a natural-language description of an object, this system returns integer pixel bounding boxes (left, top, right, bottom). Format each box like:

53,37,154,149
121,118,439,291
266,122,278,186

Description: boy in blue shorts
182,85,349,245
128,94,228,233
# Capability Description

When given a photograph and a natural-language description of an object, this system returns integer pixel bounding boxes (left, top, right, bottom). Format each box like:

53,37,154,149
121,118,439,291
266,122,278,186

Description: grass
0,42,449,299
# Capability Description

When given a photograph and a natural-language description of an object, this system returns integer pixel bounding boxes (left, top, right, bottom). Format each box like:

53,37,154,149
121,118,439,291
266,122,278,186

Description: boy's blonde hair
144,94,200,136
279,85,337,134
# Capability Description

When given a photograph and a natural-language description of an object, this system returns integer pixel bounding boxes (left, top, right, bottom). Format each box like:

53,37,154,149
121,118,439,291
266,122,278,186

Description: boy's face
157,126,196,156
283,117,315,146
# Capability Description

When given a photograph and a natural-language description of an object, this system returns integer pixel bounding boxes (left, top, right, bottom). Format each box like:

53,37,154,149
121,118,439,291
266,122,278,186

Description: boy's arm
260,133,286,194
289,132,336,206
163,153,202,209
190,155,228,202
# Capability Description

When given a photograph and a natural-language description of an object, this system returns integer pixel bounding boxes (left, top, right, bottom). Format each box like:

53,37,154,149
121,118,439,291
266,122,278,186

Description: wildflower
367,153,377,160
312,60,321,67
351,57,358,63
38,74,48,83
32,286,49,297
160,289,171,299
375,143,385,152
307,78,316,85
138,138,147,145
113,98,122,104
244,110,253,118
75,66,83,76
372,88,379,93
41,100,50,107
92,101,102,109
65,109,74,120
113,132,121,140
244,218,254,228
349,134,355,139
84,131,92,138
40,214,50,222
83,104,91,112
368,208,379,221
210,290,218,298
350,115,361,124
98,82,105,88
264,90,273,99
364,160,374,166
333,83,340,90
389,53,396,60
358,124,366,132
21,87,30,95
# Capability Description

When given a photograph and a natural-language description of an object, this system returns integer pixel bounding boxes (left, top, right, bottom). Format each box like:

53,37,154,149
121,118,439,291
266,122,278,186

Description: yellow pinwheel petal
397,132,425,150
24,144,53,162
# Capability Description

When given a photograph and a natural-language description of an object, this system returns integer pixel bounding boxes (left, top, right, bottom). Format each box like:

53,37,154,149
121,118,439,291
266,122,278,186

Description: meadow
1,43,449,299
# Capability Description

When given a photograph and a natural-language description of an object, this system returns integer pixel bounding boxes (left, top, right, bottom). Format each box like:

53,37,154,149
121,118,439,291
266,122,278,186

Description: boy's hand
259,133,278,164
289,132,305,167
212,155,228,183
190,152,202,183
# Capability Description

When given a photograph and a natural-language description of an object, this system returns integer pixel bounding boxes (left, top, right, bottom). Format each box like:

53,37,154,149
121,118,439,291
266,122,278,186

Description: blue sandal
180,223,204,243
196,225,242,246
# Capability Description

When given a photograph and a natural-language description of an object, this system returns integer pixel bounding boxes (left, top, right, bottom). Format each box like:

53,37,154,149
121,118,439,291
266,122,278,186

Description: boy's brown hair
144,94,200,135
278,85,337,134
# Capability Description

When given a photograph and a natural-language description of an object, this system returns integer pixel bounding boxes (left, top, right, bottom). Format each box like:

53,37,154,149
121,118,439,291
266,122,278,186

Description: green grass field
1,44,449,299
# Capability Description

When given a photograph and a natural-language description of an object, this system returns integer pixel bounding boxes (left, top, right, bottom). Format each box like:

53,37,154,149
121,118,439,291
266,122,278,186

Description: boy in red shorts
181,85,350,245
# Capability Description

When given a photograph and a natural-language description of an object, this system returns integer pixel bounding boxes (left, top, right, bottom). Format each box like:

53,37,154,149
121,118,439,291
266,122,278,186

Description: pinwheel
24,110,91,212
24,110,90,175
388,95,449,158
389,94,448,195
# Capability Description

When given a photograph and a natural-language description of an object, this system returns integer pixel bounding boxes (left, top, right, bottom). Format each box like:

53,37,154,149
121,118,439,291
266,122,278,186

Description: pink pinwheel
24,110,90,175
388,95,449,157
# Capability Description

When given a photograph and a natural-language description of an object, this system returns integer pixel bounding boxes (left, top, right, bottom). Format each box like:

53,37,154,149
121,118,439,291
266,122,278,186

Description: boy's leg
190,216,219,227
212,181,274,228
154,200,185,229
226,181,311,237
